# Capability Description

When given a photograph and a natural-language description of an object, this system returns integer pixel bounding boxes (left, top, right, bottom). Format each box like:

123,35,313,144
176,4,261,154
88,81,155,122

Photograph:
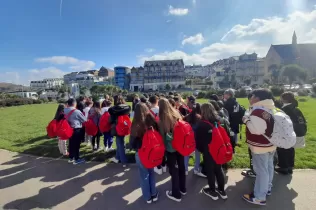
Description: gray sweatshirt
64,107,87,128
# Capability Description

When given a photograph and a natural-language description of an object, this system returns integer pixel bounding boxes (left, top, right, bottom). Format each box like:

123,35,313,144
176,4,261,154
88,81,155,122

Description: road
0,149,315,210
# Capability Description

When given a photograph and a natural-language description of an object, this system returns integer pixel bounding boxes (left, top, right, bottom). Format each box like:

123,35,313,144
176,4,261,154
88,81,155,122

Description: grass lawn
0,98,315,168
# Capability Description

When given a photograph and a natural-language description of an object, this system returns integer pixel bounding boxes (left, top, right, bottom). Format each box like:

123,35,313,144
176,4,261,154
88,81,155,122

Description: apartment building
30,78,63,90
114,66,131,89
130,66,144,92
143,59,185,91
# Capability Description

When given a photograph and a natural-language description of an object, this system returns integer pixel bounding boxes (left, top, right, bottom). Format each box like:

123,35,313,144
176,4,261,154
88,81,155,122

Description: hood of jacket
251,99,275,110
109,104,131,116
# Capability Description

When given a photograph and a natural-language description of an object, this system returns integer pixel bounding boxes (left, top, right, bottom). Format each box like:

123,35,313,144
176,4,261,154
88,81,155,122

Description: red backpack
99,112,111,133
116,115,132,136
46,119,57,138
56,109,76,140
85,115,98,136
150,110,159,122
203,120,233,164
138,128,165,169
172,120,196,156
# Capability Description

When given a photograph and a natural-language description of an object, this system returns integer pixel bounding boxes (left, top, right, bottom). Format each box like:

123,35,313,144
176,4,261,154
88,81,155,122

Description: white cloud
28,67,66,81
168,5,189,16
144,48,155,53
140,7,316,65
221,9,316,44
35,56,96,71
182,33,205,45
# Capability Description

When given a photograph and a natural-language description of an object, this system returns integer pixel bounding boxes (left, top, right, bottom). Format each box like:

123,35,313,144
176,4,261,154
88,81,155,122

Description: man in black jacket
223,89,241,146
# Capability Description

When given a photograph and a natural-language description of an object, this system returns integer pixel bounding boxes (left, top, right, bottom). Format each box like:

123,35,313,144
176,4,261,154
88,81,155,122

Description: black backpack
291,108,307,137
231,103,246,125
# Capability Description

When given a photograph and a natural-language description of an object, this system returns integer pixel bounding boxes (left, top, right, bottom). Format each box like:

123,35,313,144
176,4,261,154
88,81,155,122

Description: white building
185,65,212,78
143,59,185,91
130,67,144,92
30,78,63,90
40,90,59,99
64,72,79,84
9,91,38,99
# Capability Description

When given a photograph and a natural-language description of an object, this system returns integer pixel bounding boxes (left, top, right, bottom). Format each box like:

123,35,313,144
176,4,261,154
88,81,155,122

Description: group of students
50,88,307,206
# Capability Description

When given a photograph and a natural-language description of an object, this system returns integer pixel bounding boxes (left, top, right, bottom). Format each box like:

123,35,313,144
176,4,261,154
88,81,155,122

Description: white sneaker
194,169,207,178
162,166,167,173
104,146,108,152
154,167,163,175
107,147,114,152
110,157,119,164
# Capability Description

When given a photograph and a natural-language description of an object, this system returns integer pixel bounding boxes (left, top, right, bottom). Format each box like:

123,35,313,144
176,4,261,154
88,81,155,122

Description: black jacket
282,104,307,137
109,104,131,122
195,120,215,154
129,136,142,151
224,98,240,133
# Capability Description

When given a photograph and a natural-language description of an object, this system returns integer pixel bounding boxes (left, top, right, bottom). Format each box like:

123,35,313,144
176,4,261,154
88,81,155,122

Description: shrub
298,98,308,102
180,92,191,99
33,99,42,104
41,98,49,103
297,89,309,96
313,84,316,93
0,98,35,107
235,88,247,98
57,99,67,104
197,91,206,99
270,86,285,96
47,97,53,102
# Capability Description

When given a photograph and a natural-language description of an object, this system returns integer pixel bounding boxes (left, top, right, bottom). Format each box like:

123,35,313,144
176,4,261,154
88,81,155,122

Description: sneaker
194,169,207,178
215,189,228,199
162,166,167,173
202,187,218,200
267,190,272,196
73,159,85,165
110,157,119,164
180,190,187,196
166,191,181,202
107,147,114,152
152,192,159,202
241,169,256,178
242,194,266,206
154,167,163,175
275,167,289,175
104,147,108,152
146,198,152,204
68,158,74,163
185,171,189,176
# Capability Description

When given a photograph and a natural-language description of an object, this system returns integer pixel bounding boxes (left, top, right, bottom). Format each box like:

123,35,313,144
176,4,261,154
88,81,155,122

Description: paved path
0,150,315,210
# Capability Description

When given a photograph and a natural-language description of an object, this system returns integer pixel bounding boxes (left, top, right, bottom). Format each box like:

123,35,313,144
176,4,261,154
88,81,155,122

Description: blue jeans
103,132,113,148
135,152,157,201
252,151,275,201
194,149,201,171
115,136,127,164
184,156,189,172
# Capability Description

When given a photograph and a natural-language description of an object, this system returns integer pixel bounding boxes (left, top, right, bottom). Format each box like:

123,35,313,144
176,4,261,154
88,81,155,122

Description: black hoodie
108,104,131,123
282,103,307,137
224,97,240,133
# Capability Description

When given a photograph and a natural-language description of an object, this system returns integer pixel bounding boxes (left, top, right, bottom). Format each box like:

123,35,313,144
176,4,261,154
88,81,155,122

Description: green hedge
0,98,42,107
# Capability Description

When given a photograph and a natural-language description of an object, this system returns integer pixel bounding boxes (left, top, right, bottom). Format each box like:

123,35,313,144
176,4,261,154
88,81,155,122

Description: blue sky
1,0,316,85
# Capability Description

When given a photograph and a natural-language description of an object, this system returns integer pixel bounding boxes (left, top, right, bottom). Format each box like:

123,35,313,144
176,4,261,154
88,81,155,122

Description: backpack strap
65,109,76,120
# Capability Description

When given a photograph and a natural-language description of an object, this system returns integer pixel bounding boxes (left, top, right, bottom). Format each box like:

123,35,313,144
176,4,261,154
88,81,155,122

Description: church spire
292,31,297,45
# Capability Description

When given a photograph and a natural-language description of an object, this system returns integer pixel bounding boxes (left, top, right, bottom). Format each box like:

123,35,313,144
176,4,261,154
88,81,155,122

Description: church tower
292,31,297,45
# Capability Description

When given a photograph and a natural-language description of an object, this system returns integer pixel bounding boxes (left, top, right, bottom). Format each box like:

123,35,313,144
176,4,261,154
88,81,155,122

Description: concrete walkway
0,150,315,210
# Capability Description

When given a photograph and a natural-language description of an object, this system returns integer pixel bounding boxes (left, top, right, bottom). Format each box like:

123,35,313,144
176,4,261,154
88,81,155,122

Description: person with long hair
129,103,159,204
101,99,114,152
158,98,186,202
83,100,93,146
54,104,68,156
276,92,307,175
195,103,227,201
109,95,131,167
88,101,102,151
183,103,206,177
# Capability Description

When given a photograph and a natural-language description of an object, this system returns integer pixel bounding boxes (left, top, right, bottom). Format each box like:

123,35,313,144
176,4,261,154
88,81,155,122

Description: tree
165,84,171,90
268,64,282,85
282,64,307,87
309,78,316,84
244,77,252,86
79,86,87,95
185,79,192,86
90,85,101,97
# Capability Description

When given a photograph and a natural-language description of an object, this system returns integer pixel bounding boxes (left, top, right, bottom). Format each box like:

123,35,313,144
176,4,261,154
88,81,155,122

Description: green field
0,98,315,168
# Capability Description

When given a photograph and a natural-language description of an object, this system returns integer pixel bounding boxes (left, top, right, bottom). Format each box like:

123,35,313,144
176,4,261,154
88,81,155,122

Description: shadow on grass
13,135,50,147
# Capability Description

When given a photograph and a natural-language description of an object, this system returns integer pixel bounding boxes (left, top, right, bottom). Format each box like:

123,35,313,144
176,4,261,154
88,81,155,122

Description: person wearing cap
223,89,241,146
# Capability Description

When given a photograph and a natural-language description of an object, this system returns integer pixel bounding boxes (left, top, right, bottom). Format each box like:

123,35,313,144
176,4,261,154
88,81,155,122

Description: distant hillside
0,83,30,92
